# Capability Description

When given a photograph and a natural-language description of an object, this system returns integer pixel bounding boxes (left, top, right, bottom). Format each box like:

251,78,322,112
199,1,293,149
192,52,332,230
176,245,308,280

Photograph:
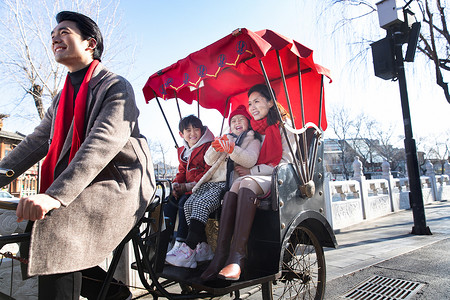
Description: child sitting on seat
164,115,214,257
165,105,261,268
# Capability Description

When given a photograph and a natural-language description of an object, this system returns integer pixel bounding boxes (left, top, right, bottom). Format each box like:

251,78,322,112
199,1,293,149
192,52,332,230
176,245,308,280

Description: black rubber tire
262,226,326,300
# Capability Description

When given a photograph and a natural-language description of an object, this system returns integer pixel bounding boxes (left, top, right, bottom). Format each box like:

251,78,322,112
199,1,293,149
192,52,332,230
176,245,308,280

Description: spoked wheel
262,226,326,300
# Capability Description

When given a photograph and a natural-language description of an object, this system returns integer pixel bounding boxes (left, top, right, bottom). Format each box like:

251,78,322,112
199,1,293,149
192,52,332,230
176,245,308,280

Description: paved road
325,238,450,299
325,200,450,282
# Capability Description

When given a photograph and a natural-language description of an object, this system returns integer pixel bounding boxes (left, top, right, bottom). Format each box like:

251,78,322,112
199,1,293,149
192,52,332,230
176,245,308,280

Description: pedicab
0,27,337,300
140,27,337,299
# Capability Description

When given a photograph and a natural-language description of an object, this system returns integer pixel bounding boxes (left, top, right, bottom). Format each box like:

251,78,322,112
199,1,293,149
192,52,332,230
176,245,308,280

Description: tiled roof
0,130,26,141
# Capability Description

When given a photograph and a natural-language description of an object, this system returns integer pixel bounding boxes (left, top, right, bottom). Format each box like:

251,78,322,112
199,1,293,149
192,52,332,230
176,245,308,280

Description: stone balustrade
326,159,450,230
393,178,410,192
326,180,363,229
329,180,360,201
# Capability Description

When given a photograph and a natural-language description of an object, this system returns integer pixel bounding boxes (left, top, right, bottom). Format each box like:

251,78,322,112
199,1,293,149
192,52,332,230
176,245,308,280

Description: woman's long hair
247,84,290,125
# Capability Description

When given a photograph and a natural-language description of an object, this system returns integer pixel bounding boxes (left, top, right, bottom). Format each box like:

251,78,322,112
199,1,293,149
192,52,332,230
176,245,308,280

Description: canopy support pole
297,57,311,181
309,75,324,177
154,92,179,149
296,58,306,127
258,59,305,185
175,91,182,120
318,75,324,131
197,89,200,118
276,50,309,183
220,97,231,136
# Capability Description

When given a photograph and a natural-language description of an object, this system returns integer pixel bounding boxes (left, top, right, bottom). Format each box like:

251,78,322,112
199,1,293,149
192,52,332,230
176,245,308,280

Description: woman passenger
201,83,294,281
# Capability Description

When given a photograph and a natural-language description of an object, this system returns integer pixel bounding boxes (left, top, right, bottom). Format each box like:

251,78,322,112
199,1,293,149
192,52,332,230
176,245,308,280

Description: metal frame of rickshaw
0,28,338,300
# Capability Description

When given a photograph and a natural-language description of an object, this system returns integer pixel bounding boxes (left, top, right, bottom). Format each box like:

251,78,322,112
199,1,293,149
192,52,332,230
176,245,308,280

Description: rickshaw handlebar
0,168,15,177
0,168,17,211
0,200,18,211
0,179,171,211
0,176,171,212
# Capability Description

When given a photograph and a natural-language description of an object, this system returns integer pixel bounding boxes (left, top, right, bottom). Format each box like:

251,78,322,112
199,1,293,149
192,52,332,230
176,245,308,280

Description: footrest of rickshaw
159,264,277,295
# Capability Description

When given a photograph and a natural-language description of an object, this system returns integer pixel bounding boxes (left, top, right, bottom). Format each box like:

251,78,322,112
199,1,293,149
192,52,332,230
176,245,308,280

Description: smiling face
248,91,274,121
230,114,249,136
180,125,202,148
51,20,95,72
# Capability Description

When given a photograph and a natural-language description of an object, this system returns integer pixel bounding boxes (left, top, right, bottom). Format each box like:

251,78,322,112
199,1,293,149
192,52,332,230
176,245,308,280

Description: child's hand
172,182,187,197
172,182,180,198
235,165,251,177
211,137,223,152
219,135,235,154
184,182,196,192
212,135,235,154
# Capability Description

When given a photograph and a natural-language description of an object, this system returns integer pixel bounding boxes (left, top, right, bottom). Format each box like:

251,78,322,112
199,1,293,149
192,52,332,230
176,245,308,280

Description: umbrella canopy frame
144,28,331,193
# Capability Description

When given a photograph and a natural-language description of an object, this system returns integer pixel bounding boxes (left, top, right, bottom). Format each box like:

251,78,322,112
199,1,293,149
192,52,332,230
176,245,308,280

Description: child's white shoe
195,242,214,262
166,240,182,257
165,242,197,268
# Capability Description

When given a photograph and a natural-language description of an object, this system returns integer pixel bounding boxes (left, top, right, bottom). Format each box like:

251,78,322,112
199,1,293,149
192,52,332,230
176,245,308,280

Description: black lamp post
371,1,431,235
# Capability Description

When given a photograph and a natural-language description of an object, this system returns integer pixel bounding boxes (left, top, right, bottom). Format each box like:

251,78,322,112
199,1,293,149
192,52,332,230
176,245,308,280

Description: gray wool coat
0,63,155,277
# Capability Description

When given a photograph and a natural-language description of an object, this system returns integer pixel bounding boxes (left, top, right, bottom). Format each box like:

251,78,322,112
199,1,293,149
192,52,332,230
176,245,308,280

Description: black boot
200,191,238,281
185,219,206,250
218,188,257,281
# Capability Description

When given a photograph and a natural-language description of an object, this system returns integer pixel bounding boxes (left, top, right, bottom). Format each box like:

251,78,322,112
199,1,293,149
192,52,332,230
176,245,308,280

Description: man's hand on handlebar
16,194,62,222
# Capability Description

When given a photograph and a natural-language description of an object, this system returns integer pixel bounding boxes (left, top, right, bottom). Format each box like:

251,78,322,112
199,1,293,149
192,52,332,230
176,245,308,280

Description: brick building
0,115,39,197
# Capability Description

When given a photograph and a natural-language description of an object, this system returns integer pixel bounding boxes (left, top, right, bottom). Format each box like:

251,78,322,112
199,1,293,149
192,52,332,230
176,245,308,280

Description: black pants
38,266,124,300
163,194,189,241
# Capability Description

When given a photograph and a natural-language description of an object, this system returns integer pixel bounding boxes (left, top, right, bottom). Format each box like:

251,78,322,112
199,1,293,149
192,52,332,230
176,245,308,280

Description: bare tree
374,124,406,171
327,106,357,179
421,131,450,173
328,106,408,176
320,0,450,104
0,0,130,123
149,139,175,179
417,0,450,103
349,113,375,172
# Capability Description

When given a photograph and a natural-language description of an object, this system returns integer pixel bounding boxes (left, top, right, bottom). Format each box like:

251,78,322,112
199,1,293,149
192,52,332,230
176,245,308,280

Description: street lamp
371,0,431,235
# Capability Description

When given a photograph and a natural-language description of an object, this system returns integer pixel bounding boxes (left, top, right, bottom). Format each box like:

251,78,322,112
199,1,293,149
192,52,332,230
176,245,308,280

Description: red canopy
143,28,331,130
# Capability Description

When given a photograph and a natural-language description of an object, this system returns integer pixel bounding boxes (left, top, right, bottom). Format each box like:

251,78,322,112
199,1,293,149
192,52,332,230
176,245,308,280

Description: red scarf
40,60,99,192
251,118,283,167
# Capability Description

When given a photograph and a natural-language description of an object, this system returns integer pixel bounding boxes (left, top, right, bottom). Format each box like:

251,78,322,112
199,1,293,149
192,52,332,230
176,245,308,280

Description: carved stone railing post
444,160,450,176
352,156,364,181
352,156,368,219
424,160,437,202
424,160,434,176
381,160,396,211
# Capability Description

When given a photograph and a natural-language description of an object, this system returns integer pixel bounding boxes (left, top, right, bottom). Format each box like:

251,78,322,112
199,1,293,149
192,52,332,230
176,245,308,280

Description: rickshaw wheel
262,226,326,300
